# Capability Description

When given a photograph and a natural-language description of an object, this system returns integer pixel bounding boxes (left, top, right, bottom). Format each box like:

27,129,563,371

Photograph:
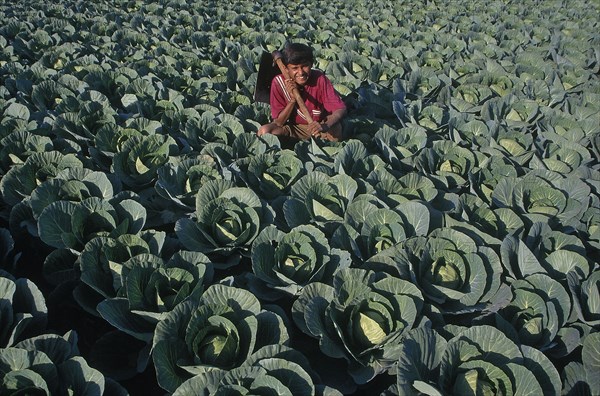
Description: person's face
286,63,312,86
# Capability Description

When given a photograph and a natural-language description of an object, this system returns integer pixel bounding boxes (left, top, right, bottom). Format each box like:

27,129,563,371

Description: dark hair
282,43,314,66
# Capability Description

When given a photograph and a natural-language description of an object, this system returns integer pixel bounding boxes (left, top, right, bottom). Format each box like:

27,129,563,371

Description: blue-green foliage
0,0,598,394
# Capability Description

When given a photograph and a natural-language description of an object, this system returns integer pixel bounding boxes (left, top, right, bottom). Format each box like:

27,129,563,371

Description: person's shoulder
311,69,326,80
271,74,286,91
271,73,285,83
309,69,332,87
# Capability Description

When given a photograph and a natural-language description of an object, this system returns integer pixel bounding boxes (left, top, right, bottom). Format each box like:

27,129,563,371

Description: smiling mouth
296,75,308,83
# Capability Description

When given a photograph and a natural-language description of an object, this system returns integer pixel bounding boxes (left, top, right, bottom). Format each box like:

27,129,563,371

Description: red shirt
270,70,346,125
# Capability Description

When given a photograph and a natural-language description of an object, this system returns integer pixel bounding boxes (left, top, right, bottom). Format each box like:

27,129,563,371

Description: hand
284,78,298,98
308,121,329,138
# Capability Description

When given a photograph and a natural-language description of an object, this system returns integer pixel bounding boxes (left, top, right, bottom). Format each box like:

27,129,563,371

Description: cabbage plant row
0,0,599,395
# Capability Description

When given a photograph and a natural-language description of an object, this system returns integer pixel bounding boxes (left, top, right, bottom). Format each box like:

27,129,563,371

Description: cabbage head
469,155,520,205
283,171,359,235
561,332,600,396
97,250,214,342
395,325,561,396
172,345,342,396
396,228,504,315
523,223,590,281
76,232,165,314
248,224,350,300
0,270,47,348
112,133,179,190
370,169,440,206
1,332,127,395
492,173,589,231
152,284,290,392
244,150,304,200
0,130,53,172
446,192,524,242
495,273,571,354
175,179,272,263
37,196,146,252
0,151,83,207
414,140,478,191
292,267,425,385
155,155,223,210
28,168,118,221
332,199,430,264
568,270,600,327
373,124,428,170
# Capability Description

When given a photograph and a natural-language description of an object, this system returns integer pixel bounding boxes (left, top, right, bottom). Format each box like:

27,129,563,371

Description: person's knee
257,124,269,136
258,123,279,136
258,123,288,137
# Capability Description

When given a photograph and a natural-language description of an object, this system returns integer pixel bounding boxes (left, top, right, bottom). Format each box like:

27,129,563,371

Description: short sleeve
269,75,293,120
318,74,346,114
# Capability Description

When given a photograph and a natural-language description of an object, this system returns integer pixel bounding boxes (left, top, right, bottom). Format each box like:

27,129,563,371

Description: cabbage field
1,0,599,394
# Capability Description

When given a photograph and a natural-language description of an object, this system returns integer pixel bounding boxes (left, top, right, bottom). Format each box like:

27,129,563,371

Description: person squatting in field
257,42,347,143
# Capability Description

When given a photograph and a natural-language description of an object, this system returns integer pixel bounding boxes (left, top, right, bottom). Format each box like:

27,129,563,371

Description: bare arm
273,99,296,127
272,78,301,127
306,107,347,135
324,107,347,129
